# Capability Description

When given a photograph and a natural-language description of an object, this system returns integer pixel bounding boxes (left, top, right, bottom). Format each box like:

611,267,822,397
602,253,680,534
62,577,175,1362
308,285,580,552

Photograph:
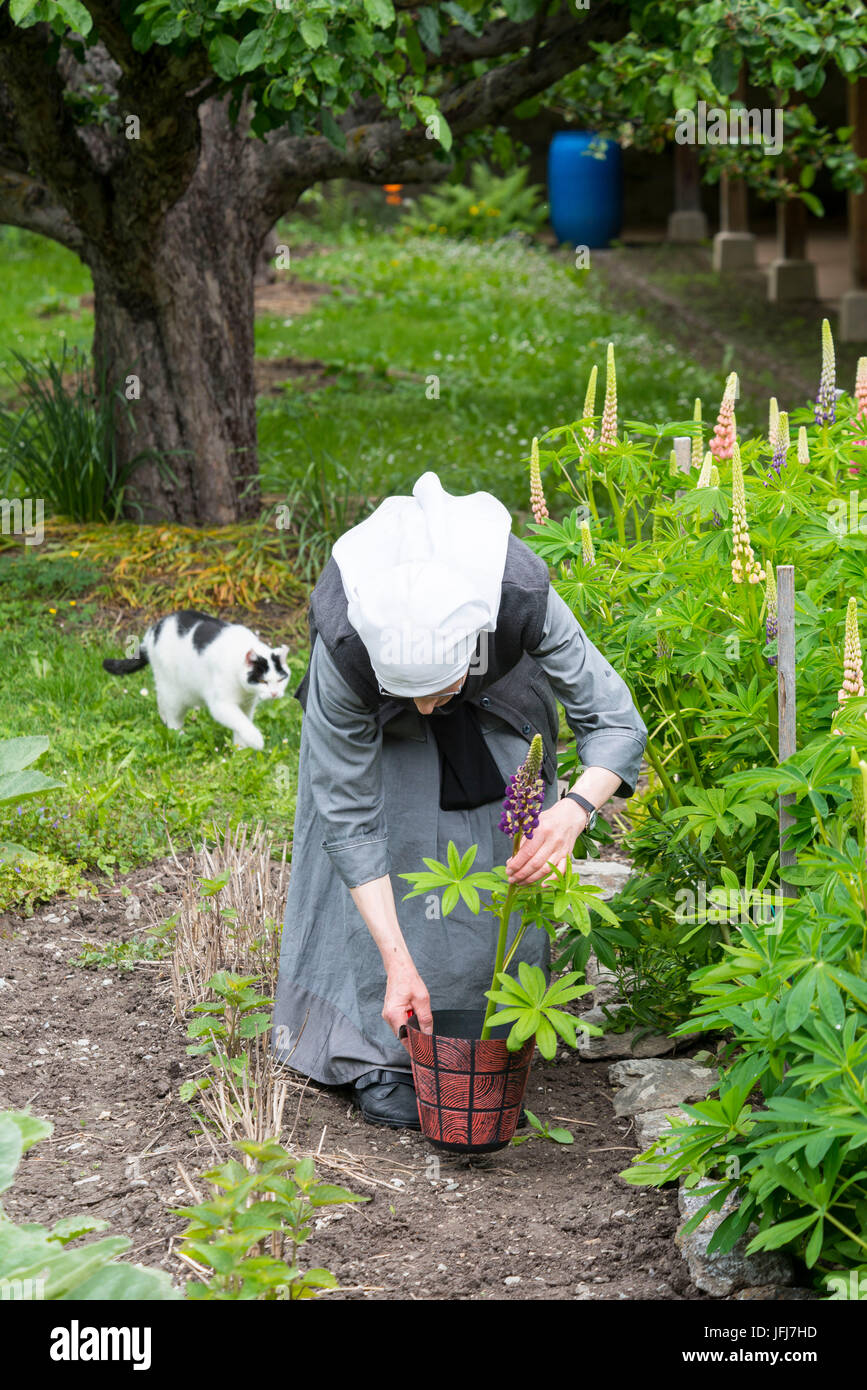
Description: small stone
504,1275,522,1286
578,1006,675,1061
608,1058,715,1116
634,1107,692,1148
675,1184,796,1298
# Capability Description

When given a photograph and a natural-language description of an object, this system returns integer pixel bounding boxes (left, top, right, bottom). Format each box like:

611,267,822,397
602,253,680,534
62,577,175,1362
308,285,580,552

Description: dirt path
0,860,707,1301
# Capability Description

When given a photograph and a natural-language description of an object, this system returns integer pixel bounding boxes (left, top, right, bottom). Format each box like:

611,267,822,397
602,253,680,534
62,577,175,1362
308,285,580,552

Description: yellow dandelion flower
48,607,57,614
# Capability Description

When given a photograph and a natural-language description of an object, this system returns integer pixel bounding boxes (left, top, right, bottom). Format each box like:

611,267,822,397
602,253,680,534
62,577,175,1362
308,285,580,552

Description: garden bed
0,859,707,1301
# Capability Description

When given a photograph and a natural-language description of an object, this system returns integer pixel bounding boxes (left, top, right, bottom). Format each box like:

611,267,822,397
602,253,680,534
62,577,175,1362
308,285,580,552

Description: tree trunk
89,101,262,525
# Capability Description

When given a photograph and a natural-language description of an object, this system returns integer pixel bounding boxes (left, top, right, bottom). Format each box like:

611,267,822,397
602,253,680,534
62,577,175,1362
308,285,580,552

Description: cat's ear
245,649,256,665
278,645,289,659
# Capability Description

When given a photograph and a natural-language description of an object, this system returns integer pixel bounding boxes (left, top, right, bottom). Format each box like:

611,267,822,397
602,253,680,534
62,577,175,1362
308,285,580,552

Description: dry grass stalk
171,818,289,1019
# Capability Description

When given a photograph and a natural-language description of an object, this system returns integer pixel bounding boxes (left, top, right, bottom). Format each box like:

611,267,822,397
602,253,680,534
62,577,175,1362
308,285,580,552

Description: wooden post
674,436,692,534
842,75,867,340
777,565,797,897
673,436,692,476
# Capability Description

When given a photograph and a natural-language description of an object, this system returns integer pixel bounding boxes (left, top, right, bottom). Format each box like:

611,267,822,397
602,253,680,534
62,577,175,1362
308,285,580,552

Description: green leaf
785,969,816,1032
364,0,396,25
319,109,346,149
300,16,328,49
416,6,440,54
9,0,41,23
208,34,239,80
236,28,268,73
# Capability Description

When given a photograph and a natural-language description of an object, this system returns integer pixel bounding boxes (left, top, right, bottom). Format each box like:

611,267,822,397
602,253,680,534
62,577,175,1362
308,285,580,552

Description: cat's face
245,645,290,699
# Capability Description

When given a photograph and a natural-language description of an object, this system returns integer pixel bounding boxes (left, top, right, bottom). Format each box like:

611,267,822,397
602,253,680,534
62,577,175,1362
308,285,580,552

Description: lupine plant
400,735,613,1058
621,705,867,1288
523,322,867,1285
524,323,867,1027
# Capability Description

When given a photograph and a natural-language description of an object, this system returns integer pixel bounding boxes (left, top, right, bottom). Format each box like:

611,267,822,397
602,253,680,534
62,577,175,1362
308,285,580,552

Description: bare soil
0,858,712,1301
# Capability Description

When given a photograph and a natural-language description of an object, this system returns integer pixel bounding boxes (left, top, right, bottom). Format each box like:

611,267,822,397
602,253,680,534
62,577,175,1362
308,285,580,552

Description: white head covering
332,471,512,697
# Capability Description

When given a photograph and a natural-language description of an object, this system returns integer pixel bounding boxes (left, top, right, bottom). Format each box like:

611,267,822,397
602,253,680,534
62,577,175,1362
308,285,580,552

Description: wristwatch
563,791,598,831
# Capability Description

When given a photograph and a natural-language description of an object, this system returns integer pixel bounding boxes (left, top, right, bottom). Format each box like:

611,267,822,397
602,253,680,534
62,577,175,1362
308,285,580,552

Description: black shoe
353,1069,421,1130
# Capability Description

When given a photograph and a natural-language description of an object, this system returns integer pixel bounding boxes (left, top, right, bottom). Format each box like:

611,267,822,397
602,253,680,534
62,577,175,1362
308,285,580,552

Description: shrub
0,345,153,522
402,162,547,241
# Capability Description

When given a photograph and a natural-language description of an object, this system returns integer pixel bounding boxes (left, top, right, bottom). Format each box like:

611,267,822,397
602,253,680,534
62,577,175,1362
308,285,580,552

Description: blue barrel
547,132,622,248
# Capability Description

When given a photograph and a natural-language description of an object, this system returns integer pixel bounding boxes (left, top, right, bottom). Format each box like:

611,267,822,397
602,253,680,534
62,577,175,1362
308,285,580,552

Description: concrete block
667,209,709,243
840,289,867,342
767,258,817,302
712,231,757,271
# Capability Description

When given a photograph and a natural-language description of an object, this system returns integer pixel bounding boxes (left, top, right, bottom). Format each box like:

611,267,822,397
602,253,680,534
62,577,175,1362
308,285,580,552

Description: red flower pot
399,1008,534,1154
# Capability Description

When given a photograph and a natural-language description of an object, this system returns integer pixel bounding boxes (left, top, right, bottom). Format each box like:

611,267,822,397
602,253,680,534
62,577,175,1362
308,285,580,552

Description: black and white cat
103,610,290,751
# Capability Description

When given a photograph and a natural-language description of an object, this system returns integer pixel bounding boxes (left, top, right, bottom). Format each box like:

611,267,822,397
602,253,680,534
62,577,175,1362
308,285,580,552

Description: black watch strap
563,792,598,827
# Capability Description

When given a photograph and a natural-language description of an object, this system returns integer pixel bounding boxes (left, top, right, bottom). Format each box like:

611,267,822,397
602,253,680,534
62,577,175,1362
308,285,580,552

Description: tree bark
89,101,262,524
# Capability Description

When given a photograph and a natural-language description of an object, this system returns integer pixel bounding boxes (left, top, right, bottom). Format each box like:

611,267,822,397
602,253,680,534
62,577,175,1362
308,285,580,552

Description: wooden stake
777,565,797,896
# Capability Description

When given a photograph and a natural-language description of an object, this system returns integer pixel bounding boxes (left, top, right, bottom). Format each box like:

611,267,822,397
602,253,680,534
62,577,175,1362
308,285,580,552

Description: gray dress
272,589,646,1085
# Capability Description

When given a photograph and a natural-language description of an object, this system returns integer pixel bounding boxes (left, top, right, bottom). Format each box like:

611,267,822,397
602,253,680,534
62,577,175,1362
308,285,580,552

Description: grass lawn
256,222,756,512
0,213,769,910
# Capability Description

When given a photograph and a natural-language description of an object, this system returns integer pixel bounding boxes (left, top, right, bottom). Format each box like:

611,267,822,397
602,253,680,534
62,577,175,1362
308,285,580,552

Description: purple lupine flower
499,733,545,841
815,318,836,426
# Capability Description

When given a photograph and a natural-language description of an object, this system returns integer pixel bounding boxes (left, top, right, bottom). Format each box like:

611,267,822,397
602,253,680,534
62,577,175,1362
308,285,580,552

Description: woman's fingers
383,966,433,1036
507,830,569,884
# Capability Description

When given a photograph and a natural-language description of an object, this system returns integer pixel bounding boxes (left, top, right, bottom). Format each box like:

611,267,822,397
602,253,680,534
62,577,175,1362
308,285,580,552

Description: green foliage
0,347,156,522
619,719,867,1285
402,163,547,241
402,839,605,1054
558,0,867,212
181,971,273,1108
0,1110,179,1300
485,961,599,1061
73,921,174,972
526,330,867,1030
173,1138,366,1300
0,551,103,601
511,1108,574,1147
0,849,87,916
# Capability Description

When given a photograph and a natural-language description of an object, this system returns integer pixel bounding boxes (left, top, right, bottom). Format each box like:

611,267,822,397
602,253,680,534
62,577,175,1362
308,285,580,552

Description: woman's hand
506,797,586,886
383,960,434,1036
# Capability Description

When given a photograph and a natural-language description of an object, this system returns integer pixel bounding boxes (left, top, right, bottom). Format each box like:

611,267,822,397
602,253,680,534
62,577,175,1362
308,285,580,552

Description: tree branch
252,1,623,229
0,167,86,252
0,7,109,242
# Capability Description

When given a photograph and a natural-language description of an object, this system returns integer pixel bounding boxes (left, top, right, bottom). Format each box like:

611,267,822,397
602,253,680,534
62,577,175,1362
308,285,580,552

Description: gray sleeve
302,639,389,889
527,588,647,797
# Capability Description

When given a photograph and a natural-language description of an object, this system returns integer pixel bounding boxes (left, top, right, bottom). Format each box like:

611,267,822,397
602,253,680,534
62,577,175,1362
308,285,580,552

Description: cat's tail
102,653,149,675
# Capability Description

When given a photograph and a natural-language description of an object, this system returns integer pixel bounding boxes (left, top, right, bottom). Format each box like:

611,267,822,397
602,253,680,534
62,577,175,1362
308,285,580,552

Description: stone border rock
607,1058,816,1300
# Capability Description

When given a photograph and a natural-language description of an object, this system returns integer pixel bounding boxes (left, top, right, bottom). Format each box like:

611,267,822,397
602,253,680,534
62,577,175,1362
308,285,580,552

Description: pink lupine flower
710,373,738,461
529,436,548,524
599,343,617,451
856,357,867,421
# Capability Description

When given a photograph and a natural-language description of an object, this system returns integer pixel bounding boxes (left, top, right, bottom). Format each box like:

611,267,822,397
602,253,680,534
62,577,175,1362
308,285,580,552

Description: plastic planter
399,1008,534,1154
